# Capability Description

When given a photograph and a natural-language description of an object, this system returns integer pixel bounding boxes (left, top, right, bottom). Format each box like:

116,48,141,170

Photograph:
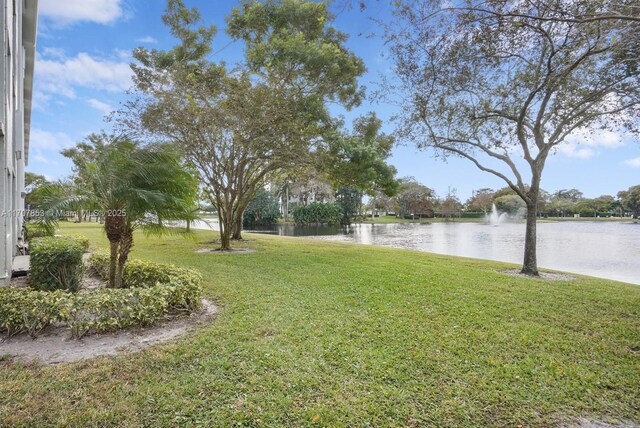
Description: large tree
387,0,640,275
126,0,365,250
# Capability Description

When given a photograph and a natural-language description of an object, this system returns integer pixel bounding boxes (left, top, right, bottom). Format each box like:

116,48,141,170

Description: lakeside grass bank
1,222,638,427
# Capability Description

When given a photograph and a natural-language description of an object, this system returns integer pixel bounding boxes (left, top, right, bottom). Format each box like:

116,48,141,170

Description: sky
28,0,640,202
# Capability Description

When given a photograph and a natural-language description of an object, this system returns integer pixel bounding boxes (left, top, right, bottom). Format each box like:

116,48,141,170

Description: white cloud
87,98,113,115
137,36,158,44
41,47,66,59
114,49,132,60
31,153,58,165
36,52,132,99
558,129,626,159
623,157,640,168
557,144,596,159
39,0,123,26
31,90,51,111
29,129,76,151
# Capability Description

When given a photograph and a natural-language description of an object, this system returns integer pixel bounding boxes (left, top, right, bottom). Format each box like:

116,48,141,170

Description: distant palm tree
42,134,198,288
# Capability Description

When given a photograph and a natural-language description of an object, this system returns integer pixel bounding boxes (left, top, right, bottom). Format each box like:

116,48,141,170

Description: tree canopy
321,113,398,198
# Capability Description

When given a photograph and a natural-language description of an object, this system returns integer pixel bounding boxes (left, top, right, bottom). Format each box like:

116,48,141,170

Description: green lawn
541,216,636,223
1,222,639,427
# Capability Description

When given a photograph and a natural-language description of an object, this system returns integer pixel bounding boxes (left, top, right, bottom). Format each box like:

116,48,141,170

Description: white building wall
1,0,37,284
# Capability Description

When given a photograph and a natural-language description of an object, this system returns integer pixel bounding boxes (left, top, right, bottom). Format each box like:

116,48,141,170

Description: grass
541,216,636,223
1,222,639,427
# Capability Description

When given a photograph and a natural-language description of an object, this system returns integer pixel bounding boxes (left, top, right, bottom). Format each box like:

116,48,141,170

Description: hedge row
292,202,343,225
88,252,195,289
1,253,203,339
30,235,90,292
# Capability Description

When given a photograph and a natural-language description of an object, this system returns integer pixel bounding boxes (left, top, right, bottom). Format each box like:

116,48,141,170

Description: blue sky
29,0,640,201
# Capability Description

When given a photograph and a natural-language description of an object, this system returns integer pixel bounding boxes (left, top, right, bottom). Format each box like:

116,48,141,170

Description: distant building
1,0,38,284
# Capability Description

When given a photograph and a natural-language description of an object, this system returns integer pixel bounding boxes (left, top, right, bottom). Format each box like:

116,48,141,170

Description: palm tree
43,134,198,288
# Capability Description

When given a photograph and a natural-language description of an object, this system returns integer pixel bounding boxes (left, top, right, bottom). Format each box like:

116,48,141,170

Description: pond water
193,219,640,285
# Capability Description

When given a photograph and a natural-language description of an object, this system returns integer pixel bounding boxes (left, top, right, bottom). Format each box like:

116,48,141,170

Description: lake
193,219,640,285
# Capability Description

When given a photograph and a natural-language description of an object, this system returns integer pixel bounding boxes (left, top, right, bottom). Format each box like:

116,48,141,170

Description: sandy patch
0,299,218,364
502,269,575,281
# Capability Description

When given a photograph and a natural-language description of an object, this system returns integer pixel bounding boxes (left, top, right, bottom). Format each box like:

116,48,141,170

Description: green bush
71,235,90,252
0,288,72,337
68,286,175,338
29,236,85,292
87,251,110,279
1,254,203,339
87,252,201,294
293,202,343,225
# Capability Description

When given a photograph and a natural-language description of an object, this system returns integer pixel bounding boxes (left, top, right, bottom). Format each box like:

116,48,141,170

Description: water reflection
246,221,640,285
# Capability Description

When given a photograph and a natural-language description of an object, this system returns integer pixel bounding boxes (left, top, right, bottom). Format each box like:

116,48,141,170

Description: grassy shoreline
2,223,639,427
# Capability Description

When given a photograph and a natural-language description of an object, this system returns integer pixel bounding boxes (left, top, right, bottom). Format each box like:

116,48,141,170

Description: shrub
0,288,72,337
29,236,85,292
71,235,90,252
1,255,203,339
87,252,201,295
87,251,110,279
293,202,343,225
67,286,173,338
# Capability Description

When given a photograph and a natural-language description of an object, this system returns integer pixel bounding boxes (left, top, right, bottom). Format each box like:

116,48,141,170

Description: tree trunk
218,206,232,251
232,210,243,240
220,222,231,249
285,186,289,220
232,224,243,240
104,214,125,288
108,239,118,289
521,202,539,276
233,197,252,240
115,227,133,289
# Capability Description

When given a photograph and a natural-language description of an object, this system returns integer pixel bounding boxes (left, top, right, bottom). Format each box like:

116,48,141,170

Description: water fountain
487,203,508,226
